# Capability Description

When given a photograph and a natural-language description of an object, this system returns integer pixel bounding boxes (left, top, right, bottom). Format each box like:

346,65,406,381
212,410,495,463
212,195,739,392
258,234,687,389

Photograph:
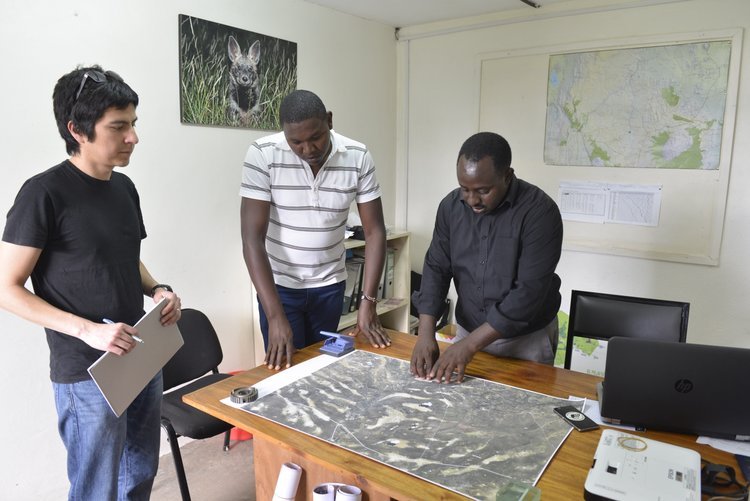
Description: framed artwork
178,14,297,130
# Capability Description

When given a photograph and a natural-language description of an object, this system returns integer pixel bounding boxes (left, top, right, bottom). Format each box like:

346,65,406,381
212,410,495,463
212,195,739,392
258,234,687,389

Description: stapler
319,331,355,357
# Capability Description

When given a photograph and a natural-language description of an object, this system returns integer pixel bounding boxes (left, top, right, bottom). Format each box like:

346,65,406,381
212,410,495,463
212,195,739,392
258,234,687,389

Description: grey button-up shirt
413,174,563,338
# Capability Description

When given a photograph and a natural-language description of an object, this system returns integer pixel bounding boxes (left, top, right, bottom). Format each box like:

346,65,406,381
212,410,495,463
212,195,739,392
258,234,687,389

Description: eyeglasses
74,70,107,101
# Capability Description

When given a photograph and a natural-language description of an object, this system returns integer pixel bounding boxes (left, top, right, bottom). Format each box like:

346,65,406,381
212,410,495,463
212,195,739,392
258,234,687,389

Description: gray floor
152,434,256,501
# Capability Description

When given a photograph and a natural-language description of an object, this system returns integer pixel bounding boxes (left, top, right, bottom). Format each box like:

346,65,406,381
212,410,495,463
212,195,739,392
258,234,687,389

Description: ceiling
301,0,600,28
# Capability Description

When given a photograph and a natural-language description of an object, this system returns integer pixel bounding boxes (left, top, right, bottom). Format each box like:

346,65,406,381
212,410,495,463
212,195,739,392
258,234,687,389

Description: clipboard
88,298,184,416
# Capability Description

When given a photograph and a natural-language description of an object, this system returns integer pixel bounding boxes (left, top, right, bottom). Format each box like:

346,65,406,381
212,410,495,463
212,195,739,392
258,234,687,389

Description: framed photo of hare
178,14,297,130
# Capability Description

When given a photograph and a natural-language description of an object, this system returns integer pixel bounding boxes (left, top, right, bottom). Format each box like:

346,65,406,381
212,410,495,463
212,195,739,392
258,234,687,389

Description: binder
343,257,365,313
353,248,394,300
376,256,386,299
382,248,396,298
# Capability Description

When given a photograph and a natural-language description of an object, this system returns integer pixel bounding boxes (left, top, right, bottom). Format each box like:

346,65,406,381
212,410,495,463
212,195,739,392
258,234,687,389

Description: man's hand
352,300,391,348
264,317,295,370
410,334,440,379
153,289,181,326
427,339,477,384
81,322,139,355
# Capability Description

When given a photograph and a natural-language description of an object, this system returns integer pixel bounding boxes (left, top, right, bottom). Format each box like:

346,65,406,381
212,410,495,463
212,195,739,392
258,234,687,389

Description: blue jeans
53,373,162,501
258,281,346,350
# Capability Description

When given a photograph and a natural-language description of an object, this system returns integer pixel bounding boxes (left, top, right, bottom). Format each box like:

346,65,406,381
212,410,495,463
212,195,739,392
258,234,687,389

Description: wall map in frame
480,29,742,264
178,14,297,130
545,40,731,169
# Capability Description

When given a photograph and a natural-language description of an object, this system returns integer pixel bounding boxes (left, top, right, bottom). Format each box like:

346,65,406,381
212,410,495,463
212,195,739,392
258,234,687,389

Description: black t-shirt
2,160,147,383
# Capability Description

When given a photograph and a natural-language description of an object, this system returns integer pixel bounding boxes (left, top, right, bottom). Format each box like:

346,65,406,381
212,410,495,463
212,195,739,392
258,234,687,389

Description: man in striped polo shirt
240,90,391,370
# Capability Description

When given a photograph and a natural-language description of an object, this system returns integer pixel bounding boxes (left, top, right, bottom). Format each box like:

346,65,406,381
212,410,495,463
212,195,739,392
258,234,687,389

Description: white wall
404,0,750,350
0,0,396,497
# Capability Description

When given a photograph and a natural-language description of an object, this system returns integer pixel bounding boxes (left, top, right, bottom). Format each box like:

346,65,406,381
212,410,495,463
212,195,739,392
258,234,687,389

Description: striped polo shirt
240,130,382,289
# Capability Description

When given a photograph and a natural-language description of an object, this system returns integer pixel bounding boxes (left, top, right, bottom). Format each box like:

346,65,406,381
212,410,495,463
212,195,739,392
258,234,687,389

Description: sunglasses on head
74,70,109,101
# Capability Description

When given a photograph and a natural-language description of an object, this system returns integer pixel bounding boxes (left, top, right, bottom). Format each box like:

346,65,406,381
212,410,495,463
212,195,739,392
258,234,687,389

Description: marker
102,318,144,344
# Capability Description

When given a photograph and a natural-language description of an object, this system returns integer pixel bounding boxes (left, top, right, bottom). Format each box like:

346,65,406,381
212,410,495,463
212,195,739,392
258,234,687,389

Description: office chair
161,308,235,501
564,290,689,374
410,270,451,331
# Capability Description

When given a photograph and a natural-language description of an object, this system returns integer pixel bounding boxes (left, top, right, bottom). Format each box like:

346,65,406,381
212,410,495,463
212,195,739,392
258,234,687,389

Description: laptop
598,337,750,441
88,298,184,417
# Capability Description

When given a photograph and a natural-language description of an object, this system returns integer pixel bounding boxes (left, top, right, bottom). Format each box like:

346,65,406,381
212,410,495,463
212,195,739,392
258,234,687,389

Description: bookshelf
338,230,410,333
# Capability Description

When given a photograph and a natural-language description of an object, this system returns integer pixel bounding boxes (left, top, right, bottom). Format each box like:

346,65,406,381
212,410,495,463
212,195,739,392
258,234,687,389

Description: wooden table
184,331,743,500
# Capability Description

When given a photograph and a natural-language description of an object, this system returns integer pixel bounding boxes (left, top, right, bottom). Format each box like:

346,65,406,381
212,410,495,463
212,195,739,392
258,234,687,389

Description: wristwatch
150,283,173,297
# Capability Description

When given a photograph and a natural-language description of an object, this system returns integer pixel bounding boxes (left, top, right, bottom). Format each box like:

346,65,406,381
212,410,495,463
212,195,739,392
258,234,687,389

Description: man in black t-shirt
0,66,181,500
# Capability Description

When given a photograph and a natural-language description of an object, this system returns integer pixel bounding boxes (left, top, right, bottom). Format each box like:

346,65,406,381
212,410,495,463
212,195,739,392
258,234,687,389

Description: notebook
88,298,184,417
598,337,750,441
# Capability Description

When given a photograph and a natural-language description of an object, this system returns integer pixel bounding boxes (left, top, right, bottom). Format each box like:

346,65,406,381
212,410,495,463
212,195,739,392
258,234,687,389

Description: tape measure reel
230,386,258,404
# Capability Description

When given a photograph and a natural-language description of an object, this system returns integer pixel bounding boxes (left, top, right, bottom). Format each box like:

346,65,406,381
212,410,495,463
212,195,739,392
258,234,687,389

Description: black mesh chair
564,290,689,374
161,308,235,501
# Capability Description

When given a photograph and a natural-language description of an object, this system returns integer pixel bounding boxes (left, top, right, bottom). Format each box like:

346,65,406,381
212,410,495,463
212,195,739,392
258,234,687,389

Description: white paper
571,395,637,431
559,181,662,226
696,436,750,456
221,353,347,408
273,462,302,500
312,483,337,501
336,485,362,501
558,182,607,223
589,400,635,430
607,184,662,226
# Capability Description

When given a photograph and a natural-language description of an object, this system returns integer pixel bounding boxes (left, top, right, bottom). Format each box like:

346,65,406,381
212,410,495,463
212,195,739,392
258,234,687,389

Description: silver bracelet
361,293,380,304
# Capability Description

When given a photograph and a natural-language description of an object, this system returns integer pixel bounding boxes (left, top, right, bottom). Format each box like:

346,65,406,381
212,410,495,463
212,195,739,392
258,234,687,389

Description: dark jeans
258,281,346,350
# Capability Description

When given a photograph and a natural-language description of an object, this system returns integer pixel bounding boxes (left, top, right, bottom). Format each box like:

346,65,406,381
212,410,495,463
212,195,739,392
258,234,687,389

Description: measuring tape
230,386,258,404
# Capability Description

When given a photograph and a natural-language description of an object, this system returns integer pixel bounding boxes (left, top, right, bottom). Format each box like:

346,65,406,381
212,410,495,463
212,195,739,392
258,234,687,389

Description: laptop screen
599,337,750,441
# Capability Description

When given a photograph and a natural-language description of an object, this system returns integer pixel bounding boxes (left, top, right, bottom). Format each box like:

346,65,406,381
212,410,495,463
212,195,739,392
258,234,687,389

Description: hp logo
674,379,694,393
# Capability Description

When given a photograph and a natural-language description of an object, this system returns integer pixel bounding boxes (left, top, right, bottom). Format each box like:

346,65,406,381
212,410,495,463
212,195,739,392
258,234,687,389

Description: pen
102,318,144,344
